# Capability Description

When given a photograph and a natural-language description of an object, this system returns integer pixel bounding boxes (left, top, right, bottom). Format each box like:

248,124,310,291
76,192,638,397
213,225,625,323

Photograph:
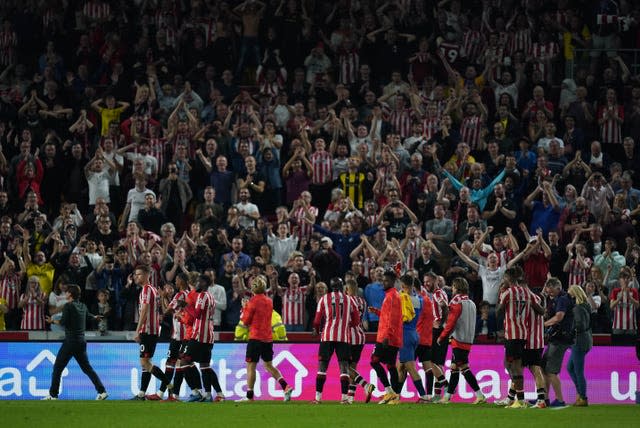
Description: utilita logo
0,349,68,397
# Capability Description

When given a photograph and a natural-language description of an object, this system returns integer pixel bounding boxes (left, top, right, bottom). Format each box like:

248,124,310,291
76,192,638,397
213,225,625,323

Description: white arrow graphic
267,350,308,398
27,349,68,397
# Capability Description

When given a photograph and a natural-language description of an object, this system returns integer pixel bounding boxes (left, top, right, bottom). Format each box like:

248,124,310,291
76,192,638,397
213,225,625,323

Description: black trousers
49,340,105,397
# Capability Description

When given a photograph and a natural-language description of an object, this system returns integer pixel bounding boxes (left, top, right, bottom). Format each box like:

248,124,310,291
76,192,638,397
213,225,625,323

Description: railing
570,48,640,79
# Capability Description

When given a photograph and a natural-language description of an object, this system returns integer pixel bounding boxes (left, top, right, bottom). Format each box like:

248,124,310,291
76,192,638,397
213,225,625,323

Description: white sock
137,391,145,397
315,391,322,401
341,393,348,401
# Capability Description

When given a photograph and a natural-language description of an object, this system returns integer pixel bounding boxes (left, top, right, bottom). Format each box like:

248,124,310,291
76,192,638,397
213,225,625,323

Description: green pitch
2,401,637,427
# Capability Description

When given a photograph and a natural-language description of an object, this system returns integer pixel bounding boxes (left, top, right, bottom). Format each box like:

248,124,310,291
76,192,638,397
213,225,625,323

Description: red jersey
525,292,545,350
0,272,21,310
416,291,434,346
499,285,530,340
138,283,160,335
431,288,449,328
20,291,45,330
310,150,333,185
460,115,483,151
611,288,639,331
314,291,359,343
281,286,307,326
169,290,188,341
349,295,367,345
375,287,403,348
241,294,273,342
179,289,198,339
192,291,215,344
598,104,624,144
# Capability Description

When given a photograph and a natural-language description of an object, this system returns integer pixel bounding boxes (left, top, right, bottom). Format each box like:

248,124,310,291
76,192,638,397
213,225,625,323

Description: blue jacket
313,225,378,274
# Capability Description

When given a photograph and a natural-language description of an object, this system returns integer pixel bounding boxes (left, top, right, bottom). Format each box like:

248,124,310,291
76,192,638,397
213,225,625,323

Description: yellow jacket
235,310,288,341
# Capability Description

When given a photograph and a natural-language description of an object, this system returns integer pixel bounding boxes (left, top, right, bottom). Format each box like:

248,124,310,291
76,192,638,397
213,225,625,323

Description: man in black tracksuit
44,284,108,400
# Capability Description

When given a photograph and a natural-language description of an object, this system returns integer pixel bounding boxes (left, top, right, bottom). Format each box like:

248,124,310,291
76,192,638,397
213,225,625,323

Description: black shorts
372,342,399,365
522,348,543,367
431,328,447,365
318,341,351,362
246,339,274,363
415,344,433,363
139,333,158,358
167,339,182,360
183,339,213,364
452,347,470,365
350,344,364,364
504,339,526,361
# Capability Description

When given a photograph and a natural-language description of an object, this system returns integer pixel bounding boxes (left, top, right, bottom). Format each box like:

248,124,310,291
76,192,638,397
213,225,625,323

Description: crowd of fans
0,0,639,341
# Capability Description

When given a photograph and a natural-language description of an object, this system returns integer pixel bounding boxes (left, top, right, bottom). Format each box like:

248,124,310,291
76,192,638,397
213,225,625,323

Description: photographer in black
542,277,575,407
43,284,108,400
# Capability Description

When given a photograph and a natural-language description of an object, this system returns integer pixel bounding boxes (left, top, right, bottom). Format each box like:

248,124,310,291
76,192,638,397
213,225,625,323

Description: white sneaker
235,397,254,402
41,395,58,400
95,392,109,400
494,397,513,406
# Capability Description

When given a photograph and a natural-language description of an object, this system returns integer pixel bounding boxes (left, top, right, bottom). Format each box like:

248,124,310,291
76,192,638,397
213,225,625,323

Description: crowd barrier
0,340,637,403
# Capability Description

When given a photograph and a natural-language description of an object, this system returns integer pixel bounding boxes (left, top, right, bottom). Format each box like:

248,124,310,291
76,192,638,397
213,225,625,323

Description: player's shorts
350,344,364,364
182,339,203,362
167,339,182,360
431,328,447,365
504,339,526,361
451,347,470,365
372,342,399,365
318,341,351,362
139,333,158,358
246,339,274,363
522,348,543,367
415,344,433,362
542,342,570,374
399,330,418,363
184,341,213,365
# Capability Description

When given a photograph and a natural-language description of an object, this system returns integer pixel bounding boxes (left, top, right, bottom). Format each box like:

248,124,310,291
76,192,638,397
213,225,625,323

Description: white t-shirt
87,170,111,205
127,188,156,222
478,263,506,305
49,292,68,332
125,152,158,177
207,284,227,327
235,201,259,229
101,151,123,185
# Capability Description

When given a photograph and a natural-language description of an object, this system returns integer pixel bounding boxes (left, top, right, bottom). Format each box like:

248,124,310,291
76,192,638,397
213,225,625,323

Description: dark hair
67,284,81,300
135,264,151,275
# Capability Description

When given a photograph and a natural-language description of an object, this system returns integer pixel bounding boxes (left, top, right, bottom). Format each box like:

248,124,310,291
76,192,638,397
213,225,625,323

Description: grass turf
2,401,637,427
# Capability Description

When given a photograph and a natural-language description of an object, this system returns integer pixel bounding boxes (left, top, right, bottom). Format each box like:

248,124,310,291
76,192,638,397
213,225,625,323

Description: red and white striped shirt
20,291,46,330
310,150,333,185
525,292,545,350
192,291,215,344
460,115,483,150
611,288,639,331
292,205,318,242
314,291,359,343
530,42,559,77
349,295,367,345
567,257,592,288
432,287,449,327
421,116,441,142
338,49,359,85
510,29,531,56
148,138,168,174
281,286,307,326
499,285,530,340
598,104,624,144
169,290,188,341
0,30,17,66
388,107,414,138
0,273,21,310
463,30,484,64
403,238,421,271
83,1,111,21
138,284,160,335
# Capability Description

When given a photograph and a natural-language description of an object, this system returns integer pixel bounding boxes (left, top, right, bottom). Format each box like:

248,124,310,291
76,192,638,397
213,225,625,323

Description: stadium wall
0,342,637,403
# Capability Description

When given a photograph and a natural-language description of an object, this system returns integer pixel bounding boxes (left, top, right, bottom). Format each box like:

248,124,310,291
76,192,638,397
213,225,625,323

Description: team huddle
44,263,557,406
